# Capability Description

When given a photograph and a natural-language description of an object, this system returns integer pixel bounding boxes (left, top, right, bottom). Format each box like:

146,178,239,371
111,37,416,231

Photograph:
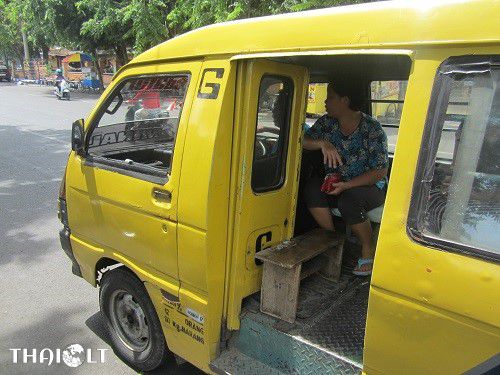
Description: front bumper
59,227,82,277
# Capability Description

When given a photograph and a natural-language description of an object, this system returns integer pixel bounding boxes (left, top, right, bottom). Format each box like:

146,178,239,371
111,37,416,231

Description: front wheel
99,268,169,371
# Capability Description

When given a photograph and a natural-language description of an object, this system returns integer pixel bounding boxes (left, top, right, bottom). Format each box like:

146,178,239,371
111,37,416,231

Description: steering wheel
255,139,267,158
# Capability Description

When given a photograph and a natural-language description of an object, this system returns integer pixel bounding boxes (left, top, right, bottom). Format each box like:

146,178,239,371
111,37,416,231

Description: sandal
353,258,374,276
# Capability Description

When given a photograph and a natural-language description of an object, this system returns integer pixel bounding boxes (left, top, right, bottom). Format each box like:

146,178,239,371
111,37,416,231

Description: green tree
76,0,132,65
77,0,175,57
0,0,25,63
43,0,113,85
121,0,175,54
1,0,371,78
2,0,58,63
166,0,369,38
284,0,366,12
16,0,55,59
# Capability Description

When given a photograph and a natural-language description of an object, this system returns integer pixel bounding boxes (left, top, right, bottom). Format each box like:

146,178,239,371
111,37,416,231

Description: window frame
368,80,407,130
251,74,294,193
82,72,191,185
407,55,500,263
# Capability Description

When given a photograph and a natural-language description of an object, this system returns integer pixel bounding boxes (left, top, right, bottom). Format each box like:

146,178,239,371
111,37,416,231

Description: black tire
99,268,170,371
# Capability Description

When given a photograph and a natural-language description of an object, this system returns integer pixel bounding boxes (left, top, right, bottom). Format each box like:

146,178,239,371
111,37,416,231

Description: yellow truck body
58,1,500,373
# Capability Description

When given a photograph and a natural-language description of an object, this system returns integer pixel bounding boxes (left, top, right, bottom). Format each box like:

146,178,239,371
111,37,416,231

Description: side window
87,74,190,176
251,76,294,192
409,56,500,261
370,80,408,155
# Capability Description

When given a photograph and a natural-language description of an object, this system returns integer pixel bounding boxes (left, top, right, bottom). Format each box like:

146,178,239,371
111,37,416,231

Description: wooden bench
255,228,345,323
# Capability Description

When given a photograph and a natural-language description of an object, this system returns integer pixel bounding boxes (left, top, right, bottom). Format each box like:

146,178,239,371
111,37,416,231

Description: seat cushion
331,203,384,223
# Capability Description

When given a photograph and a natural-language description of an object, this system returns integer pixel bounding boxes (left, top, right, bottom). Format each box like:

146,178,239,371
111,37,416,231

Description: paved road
0,83,202,374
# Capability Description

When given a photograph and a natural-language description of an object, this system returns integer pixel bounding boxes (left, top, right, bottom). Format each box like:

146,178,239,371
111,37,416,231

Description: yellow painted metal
364,46,500,374
226,59,308,329
144,281,211,372
174,58,235,368
67,58,235,370
365,287,499,374
64,1,500,373
67,61,201,288
230,49,414,60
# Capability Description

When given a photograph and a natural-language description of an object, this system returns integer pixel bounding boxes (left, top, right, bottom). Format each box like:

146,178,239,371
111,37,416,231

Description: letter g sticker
198,68,224,99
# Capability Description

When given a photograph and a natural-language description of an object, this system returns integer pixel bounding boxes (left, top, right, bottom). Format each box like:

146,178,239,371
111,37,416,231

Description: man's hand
326,181,350,195
320,140,343,168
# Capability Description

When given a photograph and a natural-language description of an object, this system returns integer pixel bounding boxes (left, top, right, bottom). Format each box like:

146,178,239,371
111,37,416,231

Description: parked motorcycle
54,79,71,100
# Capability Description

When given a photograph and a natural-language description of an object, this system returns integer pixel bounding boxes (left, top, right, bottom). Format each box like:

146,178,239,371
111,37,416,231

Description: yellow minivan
58,1,500,373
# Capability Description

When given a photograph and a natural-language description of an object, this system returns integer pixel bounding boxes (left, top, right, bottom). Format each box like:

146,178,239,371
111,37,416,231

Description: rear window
370,80,408,154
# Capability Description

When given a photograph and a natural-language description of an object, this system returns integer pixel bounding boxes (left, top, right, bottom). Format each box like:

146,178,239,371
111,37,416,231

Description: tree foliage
0,0,371,63
0,0,25,61
166,0,367,36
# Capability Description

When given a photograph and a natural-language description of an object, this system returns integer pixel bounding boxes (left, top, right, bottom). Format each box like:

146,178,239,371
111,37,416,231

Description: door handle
152,189,171,202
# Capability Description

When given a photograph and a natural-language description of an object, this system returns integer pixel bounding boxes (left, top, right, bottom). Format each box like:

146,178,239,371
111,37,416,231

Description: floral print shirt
305,113,389,189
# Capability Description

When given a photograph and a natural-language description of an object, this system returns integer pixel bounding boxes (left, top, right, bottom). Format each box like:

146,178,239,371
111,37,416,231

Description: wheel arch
95,257,129,285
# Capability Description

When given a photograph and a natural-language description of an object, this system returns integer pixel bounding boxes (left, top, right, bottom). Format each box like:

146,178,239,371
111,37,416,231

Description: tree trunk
18,20,29,78
114,44,129,68
41,45,50,62
18,53,26,78
92,50,104,89
10,61,16,79
20,23,30,63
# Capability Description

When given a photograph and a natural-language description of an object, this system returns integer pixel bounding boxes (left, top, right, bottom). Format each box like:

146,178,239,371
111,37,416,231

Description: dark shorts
304,177,385,225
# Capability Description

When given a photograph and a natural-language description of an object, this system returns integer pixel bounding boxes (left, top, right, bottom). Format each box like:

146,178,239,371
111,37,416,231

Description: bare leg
350,220,374,272
308,207,335,231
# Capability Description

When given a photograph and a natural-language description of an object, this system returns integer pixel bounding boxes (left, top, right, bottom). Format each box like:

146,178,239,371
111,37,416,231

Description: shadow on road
0,125,70,267
0,123,204,374
0,304,104,374
85,312,204,375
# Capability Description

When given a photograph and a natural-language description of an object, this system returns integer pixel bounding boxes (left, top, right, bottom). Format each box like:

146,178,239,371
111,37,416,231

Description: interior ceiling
269,54,412,83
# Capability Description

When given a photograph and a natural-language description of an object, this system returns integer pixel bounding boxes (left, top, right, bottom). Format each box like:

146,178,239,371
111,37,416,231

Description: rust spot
426,268,432,273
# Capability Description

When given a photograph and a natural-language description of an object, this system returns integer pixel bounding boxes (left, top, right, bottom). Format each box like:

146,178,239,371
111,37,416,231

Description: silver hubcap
109,290,150,351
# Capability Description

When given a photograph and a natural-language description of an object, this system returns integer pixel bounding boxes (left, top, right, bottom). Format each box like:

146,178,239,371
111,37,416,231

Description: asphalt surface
0,82,202,374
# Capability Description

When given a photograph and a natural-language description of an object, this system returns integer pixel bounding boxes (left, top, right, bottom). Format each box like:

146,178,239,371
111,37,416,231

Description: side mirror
71,119,85,156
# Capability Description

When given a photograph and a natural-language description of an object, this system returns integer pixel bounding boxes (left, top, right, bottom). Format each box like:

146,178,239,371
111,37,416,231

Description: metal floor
247,274,369,363
212,274,370,374
295,277,369,365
